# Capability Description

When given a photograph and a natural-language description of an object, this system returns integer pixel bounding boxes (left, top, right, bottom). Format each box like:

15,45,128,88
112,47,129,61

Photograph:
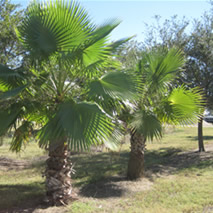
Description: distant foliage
0,0,24,67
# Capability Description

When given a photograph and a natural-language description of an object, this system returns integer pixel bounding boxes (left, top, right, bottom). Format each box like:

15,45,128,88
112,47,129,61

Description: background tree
142,13,213,152
0,0,135,205
143,15,189,50
184,13,213,151
0,0,24,67
0,0,24,144
115,40,142,70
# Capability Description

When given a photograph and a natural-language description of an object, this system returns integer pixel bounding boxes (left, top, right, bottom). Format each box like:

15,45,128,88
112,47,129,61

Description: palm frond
22,99,50,125
140,48,184,93
88,71,137,100
108,36,135,53
0,84,28,100
81,20,121,68
103,127,123,151
0,107,21,136
82,37,109,67
131,109,162,141
10,121,33,152
61,20,121,70
38,101,115,151
0,64,24,90
158,86,204,125
16,0,92,60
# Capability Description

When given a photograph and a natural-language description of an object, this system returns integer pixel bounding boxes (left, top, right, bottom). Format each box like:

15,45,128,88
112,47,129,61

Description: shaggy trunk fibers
127,131,146,180
45,142,73,206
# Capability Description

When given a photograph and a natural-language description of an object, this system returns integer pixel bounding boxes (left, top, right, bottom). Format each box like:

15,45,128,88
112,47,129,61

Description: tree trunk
127,131,146,180
45,141,73,206
198,118,205,152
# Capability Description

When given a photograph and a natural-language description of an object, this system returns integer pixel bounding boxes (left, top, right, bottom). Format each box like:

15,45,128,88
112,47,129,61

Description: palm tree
124,47,203,180
0,0,135,205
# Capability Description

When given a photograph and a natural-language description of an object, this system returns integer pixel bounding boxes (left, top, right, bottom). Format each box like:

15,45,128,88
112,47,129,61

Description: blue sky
12,0,211,41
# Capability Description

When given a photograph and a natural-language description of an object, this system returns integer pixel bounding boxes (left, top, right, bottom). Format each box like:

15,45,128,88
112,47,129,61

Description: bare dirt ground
0,206,67,213
1,142,213,213
0,157,29,171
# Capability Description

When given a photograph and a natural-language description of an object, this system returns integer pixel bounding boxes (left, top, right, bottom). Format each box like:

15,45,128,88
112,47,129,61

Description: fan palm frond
0,84,28,100
38,100,114,151
22,99,50,125
88,71,137,100
103,127,123,151
61,20,121,70
0,107,22,136
16,0,92,60
131,109,162,141
10,121,33,152
0,64,24,90
82,20,120,64
108,36,135,53
168,86,204,124
139,48,184,93
157,86,204,125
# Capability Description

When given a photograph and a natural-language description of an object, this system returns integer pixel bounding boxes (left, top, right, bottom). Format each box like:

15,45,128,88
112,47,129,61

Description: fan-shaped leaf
0,64,24,90
16,0,92,59
140,48,184,93
108,36,135,52
167,86,204,125
0,84,27,100
10,121,33,152
62,20,121,71
0,108,21,136
38,101,114,151
131,110,162,141
89,71,137,100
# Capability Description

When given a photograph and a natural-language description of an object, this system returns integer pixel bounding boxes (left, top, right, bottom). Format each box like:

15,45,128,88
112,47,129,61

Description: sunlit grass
0,137,45,160
0,126,213,212
147,126,213,150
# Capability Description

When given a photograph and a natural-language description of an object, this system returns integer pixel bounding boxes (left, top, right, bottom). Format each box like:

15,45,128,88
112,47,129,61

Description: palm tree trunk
45,141,72,206
127,130,146,180
198,118,205,152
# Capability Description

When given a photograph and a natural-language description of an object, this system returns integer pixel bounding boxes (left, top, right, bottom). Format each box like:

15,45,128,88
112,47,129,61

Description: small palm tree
124,47,203,180
0,0,135,205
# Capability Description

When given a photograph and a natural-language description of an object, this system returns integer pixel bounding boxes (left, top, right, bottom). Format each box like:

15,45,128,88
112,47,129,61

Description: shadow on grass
79,176,127,198
144,147,213,178
72,152,129,185
187,135,213,141
72,151,129,198
73,147,213,199
145,147,183,166
0,182,46,212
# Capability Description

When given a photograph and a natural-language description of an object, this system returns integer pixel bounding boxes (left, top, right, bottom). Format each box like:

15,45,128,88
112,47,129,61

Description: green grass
0,126,213,212
0,138,46,210
0,168,45,209
72,151,129,187
147,125,213,151
69,159,213,213
0,138,45,159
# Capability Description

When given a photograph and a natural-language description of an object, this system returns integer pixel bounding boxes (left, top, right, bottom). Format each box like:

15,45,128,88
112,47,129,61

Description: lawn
0,126,213,213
